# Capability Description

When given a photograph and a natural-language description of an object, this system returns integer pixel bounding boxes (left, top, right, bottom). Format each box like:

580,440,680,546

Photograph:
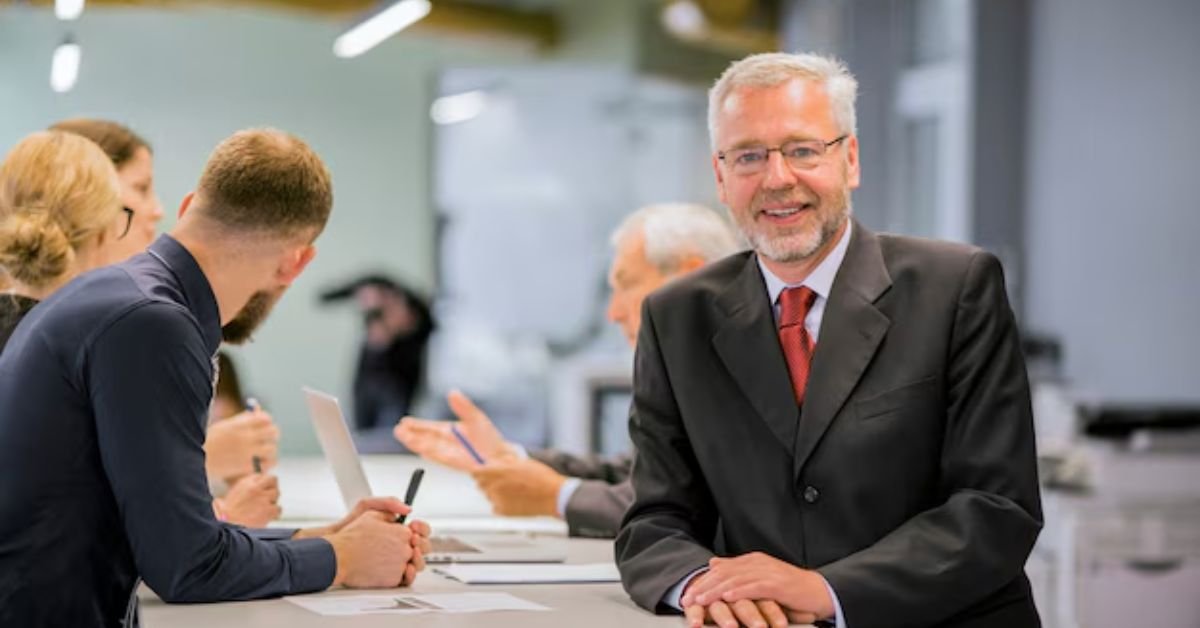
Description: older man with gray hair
396,202,741,538
616,52,1041,628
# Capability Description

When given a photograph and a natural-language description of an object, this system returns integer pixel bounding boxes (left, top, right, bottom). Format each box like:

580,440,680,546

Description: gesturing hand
393,390,517,471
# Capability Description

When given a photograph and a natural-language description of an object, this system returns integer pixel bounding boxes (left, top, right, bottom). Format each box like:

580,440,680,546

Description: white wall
0,5,546,453
1024,0,1200,402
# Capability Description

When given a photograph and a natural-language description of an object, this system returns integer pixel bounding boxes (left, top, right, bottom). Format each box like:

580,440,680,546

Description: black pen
246,398,263,474
395,468,424,524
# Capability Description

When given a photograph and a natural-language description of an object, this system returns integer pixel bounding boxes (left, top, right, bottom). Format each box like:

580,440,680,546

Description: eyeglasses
718,135,848,175
117,207,134,240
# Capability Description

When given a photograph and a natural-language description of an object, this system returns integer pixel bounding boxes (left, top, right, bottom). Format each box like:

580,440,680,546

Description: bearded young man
0,129,431,627
614,53,1042,628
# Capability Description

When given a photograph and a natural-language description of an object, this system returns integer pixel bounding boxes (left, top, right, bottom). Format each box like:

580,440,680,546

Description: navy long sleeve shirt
0,236,335,627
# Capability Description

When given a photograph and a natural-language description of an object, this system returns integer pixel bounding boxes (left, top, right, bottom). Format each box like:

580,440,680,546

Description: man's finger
401,563,416,587
785,609,818,625
354,496,409,517
408,519,432,538
729,599,768,628
690,572,739,606
755,600,788,628
683,604,708,628
707,601,738,628
447,390,489,425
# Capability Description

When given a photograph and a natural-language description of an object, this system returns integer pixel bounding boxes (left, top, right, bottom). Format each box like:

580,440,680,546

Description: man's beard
734,185,850,265
222,287,284,345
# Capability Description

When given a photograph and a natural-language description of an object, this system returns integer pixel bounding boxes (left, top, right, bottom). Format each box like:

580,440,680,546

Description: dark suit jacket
615,221,1043,628
531,449,633,538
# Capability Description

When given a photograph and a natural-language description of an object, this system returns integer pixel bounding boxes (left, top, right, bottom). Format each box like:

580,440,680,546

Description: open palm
394,390,517,471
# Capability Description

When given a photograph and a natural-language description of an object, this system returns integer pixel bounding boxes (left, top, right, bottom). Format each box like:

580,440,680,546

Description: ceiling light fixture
660,0,707,38
430,90,490,125
55,0,85,21
333,0,432,59
51,39,81,93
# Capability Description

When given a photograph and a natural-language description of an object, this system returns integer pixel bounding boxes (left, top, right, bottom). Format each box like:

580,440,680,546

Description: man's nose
761,150,799,189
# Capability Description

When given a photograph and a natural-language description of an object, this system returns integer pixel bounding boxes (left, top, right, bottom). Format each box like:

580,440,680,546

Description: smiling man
615,53,1043,628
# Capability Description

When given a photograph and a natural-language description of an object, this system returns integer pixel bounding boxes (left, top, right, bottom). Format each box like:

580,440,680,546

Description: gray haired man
395,203,741,538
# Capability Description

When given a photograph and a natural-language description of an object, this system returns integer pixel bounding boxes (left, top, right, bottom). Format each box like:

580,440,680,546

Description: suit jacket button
803,486,820,503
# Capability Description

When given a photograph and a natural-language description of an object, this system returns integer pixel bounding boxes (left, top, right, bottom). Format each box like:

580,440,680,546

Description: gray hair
610,203,742,273
707,52,859,148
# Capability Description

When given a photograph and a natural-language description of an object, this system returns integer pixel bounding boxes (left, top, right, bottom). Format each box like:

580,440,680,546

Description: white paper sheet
433,562,620,584
285,592,549,616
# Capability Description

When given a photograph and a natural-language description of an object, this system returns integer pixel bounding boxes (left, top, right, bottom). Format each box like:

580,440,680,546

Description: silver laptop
302,387,566,564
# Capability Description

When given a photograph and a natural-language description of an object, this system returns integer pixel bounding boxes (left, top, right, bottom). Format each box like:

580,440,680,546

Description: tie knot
778,286,817,329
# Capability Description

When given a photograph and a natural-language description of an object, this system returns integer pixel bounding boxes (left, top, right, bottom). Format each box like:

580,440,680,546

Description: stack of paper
286,592,549,616
433,562,621,584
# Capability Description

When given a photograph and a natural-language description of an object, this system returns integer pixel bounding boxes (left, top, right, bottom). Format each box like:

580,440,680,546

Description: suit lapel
711,256,800,455
793,222,893,478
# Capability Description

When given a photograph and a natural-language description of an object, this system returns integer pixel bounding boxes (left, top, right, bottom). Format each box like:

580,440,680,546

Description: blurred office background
1,0,1197,625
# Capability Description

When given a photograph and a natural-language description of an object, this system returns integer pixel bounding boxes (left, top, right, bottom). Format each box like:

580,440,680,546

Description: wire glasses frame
718,135,848,175
117,207,134,240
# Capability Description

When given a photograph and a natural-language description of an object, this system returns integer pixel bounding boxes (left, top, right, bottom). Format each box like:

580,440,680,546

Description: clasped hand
680,552,833,627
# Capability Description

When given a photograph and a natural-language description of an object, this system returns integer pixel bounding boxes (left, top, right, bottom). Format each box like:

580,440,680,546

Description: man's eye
734,151,765,165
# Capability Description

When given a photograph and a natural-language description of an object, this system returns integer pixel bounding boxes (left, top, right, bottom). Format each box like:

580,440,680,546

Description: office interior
1,0,1198,626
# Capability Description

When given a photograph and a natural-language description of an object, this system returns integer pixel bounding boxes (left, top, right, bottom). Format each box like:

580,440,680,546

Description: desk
142,455,813,627
139,537,685,627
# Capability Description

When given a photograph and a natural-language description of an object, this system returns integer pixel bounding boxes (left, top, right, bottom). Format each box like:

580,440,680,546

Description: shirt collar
758,219,853,306
147,234,223,354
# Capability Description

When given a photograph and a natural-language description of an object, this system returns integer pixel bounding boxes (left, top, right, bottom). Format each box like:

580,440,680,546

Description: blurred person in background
320,274,435,448
50,118,165,261
395,203,740,538
0,130,128,350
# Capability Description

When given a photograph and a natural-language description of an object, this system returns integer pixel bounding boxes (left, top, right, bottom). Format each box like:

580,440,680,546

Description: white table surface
140,455,813,627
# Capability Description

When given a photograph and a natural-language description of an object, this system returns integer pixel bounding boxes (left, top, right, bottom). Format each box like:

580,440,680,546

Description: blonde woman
0,130,127,349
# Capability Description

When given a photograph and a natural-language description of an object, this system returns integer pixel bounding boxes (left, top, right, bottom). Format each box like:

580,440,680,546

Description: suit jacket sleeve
562,479,634,538
530,449,633,483
614,299,717,613
90,304,335,603
817,251,1043,626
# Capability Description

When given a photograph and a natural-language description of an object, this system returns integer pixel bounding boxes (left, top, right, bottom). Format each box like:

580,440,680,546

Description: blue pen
451,425,486,465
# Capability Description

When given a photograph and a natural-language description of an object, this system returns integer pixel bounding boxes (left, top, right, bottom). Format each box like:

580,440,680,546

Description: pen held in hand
396,467,424,524
246,398,263,474
451,425,486,465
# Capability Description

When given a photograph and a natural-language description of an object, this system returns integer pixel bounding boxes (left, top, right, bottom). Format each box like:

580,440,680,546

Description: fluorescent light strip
56,0,85,21
51,42,81,93
333,0,432,59
430,90,489,125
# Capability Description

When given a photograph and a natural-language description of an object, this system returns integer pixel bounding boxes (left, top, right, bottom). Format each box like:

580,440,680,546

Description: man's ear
277,244,316,286
674,254,706,275
177,191,195,219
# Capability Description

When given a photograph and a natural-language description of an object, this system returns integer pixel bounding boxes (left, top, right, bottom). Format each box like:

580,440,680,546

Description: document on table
434,562,620,584
285,592,549,616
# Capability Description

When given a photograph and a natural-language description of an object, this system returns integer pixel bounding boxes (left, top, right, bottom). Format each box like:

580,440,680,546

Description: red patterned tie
778,286,818,405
